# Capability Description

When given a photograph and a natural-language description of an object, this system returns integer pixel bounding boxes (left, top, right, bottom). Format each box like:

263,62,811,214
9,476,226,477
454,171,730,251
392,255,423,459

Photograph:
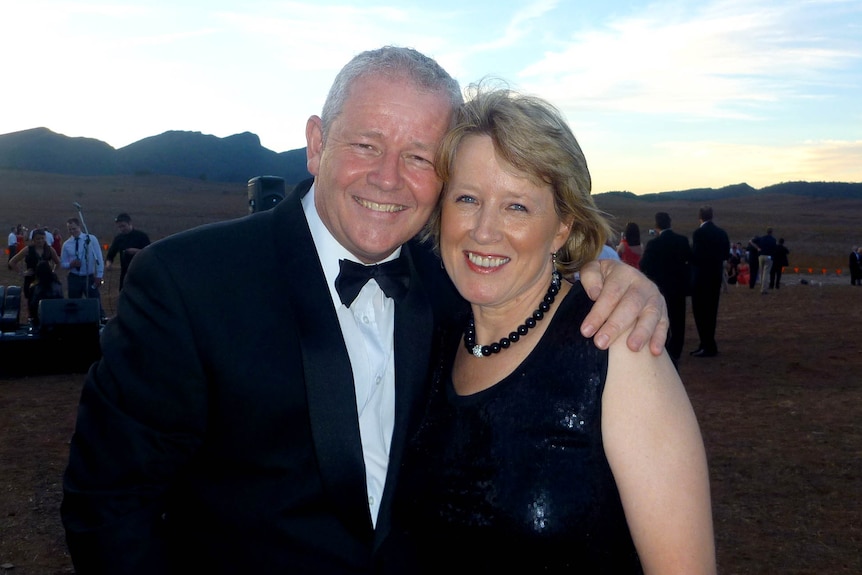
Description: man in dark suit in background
60,46,668,575
105,212,151,291
690,205,730,358
640,211,692,369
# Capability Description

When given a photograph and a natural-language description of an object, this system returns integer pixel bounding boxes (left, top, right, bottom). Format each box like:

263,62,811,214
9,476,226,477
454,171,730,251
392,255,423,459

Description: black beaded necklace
463,270,562,358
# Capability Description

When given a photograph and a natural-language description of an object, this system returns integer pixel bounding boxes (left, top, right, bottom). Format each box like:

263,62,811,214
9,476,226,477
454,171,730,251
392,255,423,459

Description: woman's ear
553,216,574,253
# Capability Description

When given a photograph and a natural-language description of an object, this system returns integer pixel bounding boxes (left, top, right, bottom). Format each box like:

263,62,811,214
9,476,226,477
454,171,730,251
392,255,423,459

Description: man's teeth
467,253,510,268
357,198,405,213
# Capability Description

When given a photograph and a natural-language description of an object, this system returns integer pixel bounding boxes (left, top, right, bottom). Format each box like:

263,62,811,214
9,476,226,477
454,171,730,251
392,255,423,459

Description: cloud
517,0,860,120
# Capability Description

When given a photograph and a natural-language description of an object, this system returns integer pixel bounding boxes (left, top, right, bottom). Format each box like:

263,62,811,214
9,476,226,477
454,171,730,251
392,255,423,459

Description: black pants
692,281,721,354
67,273,104,317
770,265,783,289
665,294,687,366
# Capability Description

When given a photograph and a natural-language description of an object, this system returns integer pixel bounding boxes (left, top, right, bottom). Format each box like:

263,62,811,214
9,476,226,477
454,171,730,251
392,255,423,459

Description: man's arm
578,259,669,356
62,246,207,574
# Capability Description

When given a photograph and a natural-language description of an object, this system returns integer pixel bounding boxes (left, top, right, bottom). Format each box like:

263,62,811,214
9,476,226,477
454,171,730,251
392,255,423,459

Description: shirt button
362,315,370,324
375,375,382,385
368,496,375,506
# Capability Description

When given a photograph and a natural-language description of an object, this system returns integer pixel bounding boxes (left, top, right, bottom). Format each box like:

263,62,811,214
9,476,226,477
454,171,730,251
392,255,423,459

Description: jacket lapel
275,180,374,542
373,243,437,545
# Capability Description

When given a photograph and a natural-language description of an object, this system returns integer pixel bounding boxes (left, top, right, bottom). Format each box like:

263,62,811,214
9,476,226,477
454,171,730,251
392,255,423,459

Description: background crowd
605,209,805,367
4,214,150,329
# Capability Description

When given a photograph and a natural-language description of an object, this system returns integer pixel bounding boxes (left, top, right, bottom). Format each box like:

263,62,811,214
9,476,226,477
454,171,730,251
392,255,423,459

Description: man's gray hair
320,46,463,139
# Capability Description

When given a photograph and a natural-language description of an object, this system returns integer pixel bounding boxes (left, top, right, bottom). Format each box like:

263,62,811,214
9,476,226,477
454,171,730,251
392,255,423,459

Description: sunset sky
2,0,860,194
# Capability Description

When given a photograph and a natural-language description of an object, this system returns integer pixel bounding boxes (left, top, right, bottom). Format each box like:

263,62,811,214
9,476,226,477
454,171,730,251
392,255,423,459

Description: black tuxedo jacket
639,228,692,299
61,179,464,574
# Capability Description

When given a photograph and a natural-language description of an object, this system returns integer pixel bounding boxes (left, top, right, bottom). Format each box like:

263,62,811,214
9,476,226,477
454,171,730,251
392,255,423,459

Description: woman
28,260,64,326
51,228,64,256
617,221,643,267
394,86,715,573
7,228,61,310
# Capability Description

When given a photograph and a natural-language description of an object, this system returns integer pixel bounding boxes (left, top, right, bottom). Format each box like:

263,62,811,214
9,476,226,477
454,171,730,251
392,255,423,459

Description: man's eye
454,195,476,204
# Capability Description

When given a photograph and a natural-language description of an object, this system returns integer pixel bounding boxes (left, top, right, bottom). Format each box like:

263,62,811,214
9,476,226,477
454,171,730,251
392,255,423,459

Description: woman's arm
7,248,25,270
603,336,716,574
48,246,61,266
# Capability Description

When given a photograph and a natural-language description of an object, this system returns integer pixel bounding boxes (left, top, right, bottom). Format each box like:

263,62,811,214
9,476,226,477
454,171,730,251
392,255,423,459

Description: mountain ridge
1,127,860,199
0,127,310,184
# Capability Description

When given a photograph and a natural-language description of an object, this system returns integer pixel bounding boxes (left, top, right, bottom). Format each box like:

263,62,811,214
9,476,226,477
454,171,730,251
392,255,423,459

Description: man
105,212,151,290
851,246,862,286
751,226,777,294
59,217,105,318
8,226,19,260
640,211,692,369
61,47,667,574
770,237,790,289
690,205,730,357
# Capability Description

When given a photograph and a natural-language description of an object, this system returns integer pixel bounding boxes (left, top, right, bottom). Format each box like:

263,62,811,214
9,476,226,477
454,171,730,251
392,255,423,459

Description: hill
0,127,310,184
1,127,860,199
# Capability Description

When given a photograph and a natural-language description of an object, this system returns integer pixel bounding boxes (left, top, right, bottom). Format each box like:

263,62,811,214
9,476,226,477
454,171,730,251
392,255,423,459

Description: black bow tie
335,258,409,306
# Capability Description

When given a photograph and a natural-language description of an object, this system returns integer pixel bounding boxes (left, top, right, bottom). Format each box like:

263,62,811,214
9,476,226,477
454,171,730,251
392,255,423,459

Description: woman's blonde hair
422,81,611,276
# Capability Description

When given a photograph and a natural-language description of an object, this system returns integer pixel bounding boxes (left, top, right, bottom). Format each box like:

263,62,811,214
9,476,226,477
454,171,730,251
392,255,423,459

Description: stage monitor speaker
38,298,102,371
247,175,286,213
39,298,101,329
1,285,21,332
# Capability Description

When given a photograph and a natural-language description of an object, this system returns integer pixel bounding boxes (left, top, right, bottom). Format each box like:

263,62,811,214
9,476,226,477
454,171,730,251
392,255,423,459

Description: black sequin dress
393,282,643,573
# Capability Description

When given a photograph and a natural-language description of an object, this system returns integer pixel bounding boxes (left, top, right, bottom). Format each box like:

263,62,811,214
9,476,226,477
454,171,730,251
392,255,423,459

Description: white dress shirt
302,185,398,527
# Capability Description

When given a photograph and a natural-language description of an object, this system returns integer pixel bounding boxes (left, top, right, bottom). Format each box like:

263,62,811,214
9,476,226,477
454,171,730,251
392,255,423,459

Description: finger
577,259,603,303
579,263,628,345
595,289,652,351
647,296,670,356
623,293,668,354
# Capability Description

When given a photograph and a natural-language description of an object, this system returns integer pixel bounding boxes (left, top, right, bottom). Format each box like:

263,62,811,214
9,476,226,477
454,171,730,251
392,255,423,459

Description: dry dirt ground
1,171,861,573
1,275,860,574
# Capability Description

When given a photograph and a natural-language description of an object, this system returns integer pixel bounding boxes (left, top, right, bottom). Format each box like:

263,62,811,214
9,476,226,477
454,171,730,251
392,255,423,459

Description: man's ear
306,115,324,176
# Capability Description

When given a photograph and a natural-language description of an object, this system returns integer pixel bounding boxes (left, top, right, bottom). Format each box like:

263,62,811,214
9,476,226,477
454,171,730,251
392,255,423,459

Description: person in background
640,211,693,369
7,226,17,260
105,212,151,291
16,225,27,255
770,238,789,289
746,237,760,289
690,206,730,358
599,239,621,261
616,221,643,268
730,241,744,264
60,47,668,575
7,228,61,317
848,246,860,286
28,260,64,327
726,242,742,286
751,227,777,294
737,260,750,287
29,224,54,247
51,228,63,257
393,85,714,573
60,217,105,320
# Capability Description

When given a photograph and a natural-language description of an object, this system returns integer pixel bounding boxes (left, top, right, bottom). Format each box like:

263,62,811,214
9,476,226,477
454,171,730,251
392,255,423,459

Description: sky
1,0,860,194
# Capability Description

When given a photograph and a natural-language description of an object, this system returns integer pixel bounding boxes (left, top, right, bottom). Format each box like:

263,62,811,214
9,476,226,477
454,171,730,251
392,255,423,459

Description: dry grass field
1,169,861,574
